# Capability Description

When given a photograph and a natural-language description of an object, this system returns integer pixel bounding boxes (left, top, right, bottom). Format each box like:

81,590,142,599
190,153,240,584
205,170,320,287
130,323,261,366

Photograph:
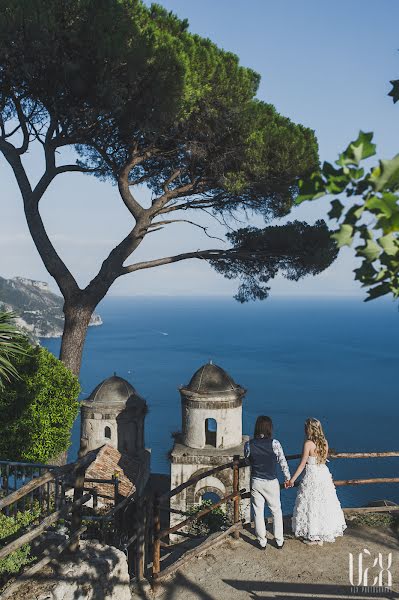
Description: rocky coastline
0,275,103,343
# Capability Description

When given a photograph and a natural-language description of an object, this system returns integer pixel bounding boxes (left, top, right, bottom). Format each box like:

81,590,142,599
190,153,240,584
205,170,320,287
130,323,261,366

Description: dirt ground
154,522,399,600
4,522,399,600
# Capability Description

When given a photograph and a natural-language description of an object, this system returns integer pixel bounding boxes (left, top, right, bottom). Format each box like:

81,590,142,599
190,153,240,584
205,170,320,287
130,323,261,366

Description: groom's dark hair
254,416,273,439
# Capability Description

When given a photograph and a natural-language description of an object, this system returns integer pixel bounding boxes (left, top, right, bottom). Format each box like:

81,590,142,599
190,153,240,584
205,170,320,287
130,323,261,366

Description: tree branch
158,201,217,214
154,192,230,216
122,248,296,274
0,137,32,194
42,116,58,172
3,122,22,139
11,95,30,155
0,138,80,300
83,216,151,298
51,121,100,149
117,154,147,219
128,173,152,187
56,164,100,175
162,169,181,193
200,207,236,232
147,219,225,242
123,249,225,273
31,163,98,203
149,179,200,215
90,143,117,172
0,107,5,137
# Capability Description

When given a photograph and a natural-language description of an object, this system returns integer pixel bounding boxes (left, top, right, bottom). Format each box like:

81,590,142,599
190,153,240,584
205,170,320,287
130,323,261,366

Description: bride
287,418,346,545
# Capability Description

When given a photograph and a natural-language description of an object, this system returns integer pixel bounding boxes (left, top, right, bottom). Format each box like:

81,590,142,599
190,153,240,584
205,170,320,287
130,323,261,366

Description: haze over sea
42,296,399,513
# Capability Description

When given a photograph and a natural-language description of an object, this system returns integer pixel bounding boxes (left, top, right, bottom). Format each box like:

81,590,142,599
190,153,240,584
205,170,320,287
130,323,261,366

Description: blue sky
1,0,399,297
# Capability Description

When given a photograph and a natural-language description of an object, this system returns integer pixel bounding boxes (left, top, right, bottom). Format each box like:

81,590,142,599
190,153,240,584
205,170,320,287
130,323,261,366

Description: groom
244,415,291,549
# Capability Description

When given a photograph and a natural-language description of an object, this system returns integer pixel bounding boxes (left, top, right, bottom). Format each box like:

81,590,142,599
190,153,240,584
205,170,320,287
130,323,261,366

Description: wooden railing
0,449,147,597
151,449,399,583
0,450,98,516
0,460,60,517
0,450,101,598
153,455,242,581
1,448,398,591
286,450,399,493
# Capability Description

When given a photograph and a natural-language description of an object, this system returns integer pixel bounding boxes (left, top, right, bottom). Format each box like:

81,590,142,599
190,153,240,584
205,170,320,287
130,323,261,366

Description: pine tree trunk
54,302,94,465
59,302,94,377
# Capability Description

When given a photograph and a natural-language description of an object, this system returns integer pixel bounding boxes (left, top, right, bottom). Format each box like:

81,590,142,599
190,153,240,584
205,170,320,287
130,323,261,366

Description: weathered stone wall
170,453,251,542
80,405,144,457
182,401,243,449
80,407,120,453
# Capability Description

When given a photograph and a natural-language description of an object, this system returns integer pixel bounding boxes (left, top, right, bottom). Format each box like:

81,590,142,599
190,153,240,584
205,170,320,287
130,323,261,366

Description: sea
42,296,399,514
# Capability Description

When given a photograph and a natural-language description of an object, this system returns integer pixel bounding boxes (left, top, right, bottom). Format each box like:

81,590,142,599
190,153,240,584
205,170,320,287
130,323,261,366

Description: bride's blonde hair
305,418,328,464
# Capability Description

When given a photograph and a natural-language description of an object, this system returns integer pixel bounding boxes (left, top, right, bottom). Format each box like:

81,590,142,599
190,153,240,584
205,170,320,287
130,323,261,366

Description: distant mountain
0,276,102,342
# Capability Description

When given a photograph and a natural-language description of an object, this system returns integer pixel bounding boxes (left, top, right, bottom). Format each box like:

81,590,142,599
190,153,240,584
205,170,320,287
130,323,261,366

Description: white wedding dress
292,456,347,542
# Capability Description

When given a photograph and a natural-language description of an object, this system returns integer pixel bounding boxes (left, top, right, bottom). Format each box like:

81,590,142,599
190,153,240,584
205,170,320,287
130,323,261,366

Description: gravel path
155,524,399,600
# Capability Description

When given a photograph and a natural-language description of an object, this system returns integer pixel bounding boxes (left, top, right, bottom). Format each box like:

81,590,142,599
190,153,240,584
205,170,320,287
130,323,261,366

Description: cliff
0,275,102,342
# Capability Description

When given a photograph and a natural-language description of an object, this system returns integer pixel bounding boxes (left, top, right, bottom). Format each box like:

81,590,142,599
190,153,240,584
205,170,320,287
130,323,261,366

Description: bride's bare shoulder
304,439,315,447
305,439,316,452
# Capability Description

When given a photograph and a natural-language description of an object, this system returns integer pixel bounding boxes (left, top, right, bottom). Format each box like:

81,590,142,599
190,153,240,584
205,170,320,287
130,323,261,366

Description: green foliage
388,79,399,104
0,0,319,218
187,500,228,536
0,505,40,576
0,0,332,311
75,2,318,216
0,312,27,390
211,220,338,302
350,512,397,529
0,339,79,462
296,131,399,301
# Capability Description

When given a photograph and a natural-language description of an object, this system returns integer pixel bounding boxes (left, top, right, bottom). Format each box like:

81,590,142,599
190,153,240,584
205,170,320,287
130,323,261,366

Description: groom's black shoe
258,541,267,550
275,540,284,550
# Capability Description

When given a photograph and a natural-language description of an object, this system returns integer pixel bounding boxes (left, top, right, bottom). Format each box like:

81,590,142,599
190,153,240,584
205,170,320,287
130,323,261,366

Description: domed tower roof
181,362,245,398
83,374,146,409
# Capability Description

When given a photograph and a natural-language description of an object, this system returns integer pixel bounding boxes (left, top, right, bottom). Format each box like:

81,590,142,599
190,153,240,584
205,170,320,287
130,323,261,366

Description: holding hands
284,479,294,488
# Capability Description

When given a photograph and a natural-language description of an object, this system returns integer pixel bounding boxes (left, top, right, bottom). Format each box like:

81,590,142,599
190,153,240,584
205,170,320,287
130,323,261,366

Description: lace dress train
292,456,346,542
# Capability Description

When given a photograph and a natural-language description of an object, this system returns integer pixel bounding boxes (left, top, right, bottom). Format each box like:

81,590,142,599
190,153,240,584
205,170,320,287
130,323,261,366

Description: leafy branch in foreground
296,131,399,301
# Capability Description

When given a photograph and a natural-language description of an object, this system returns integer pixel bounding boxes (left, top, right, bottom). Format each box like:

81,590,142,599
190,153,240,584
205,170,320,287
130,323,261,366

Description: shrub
188,500,228,536
0,505,41,576
0,339,80,463
350,512,397,529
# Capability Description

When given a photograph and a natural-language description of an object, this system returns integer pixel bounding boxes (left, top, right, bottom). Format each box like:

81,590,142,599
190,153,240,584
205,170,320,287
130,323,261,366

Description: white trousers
251,477,284,546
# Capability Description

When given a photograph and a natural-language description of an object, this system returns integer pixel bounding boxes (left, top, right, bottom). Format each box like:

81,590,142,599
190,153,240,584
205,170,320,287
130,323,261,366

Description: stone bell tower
80,374,150,496
80,374,147,456
169,362,250,538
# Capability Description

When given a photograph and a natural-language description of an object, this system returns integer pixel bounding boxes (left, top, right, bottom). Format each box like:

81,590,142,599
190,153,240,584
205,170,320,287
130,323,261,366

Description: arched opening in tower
205,418,217,447
201,491,220,504
104,426,111,439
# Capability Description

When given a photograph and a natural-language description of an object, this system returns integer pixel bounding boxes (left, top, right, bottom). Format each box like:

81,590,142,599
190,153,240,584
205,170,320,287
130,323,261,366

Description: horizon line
101,292,369,300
